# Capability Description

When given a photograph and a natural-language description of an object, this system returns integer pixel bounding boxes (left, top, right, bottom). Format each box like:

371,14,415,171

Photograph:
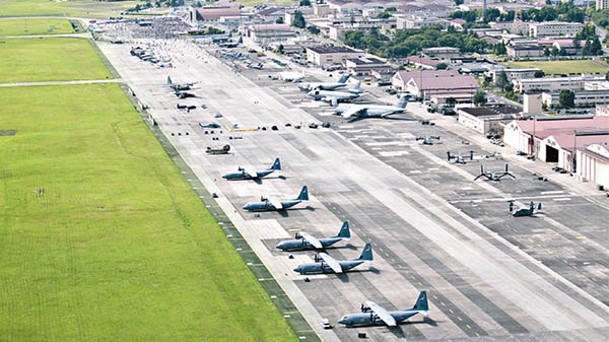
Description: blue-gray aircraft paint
222,158,281,180
338,291,429,327
275,221,351,251
242,186,308,211
293,243,372,274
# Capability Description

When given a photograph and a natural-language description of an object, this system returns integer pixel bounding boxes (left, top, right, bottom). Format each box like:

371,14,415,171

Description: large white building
528,22,583,38
597,0,609,10
305,45,363,66
541,90,609,108
513,75,606,93
577,143,609,190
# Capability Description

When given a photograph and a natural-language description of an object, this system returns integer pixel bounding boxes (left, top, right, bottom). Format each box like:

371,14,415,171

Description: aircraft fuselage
293,260,363,274
338,311,418,327
242,199,302,211
222,169,274,180
276,237,343,251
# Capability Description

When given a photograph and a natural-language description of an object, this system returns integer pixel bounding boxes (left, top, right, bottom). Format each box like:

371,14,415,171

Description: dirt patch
0,130,17,136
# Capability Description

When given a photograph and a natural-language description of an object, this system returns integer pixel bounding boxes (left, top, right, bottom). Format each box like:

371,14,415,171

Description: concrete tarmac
97,38,609,341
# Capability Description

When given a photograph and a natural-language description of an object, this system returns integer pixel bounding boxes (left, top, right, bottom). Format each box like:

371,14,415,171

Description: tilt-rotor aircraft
473,164,515,182
222,158,281,182
335,95,408,121
293,243,372,274
447,151,474,164
298,73,352,91
338,291,429,327
243,186,308,211
276,221,351,251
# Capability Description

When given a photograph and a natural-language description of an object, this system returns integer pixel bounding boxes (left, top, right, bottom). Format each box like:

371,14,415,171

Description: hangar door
546,145,559,163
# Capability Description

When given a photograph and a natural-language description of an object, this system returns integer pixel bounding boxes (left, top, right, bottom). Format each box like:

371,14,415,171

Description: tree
496,70,509,91
275,16,284,24
376,12,392,19
292,10,306,28
446,97,457,107
543,47,550,57
534,70,545,78
435,63,448,70
454,0,464,5
299,0,311,6
473,91,487,106
493,42,507,55
606,71,609,81
558,89,575,108
306,26,320,35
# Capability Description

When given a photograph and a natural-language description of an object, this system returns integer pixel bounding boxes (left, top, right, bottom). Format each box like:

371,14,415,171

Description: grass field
501,60,609,75
0,38,112,82
0,18,74,36
0,0,142,18
0,84,296,341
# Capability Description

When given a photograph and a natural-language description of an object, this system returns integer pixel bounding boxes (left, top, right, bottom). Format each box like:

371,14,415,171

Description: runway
98,38,609,341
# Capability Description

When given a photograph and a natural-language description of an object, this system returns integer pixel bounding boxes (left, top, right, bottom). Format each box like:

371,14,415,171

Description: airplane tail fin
447,152,453,161
337,73,350,84
271,158,281,171
470,150,474,160
396,94,409,108
335,221,351,239
331,97,338,107
296,186,309,201
167,76,173,85
356,243,373,261
412,291,429,312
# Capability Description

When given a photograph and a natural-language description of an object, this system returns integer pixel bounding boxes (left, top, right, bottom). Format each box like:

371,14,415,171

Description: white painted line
541,190,565,195
553,197,572,201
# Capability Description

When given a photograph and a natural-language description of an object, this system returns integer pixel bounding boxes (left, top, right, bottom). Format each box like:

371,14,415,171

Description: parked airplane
276,221,351,251
336,96,409,121
293,243,372,274
473,164,515,182
416,135,440,145
222,158,281,181
338,291,429,327
271,69,306,82
447,151,474,164
206,144,231,155
242,186,308,211
308,87,361,106
167,76,197,91
297,73,351,91
509,201,542,217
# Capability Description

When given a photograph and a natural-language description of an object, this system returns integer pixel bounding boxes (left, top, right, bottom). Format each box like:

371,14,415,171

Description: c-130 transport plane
338,291,429,327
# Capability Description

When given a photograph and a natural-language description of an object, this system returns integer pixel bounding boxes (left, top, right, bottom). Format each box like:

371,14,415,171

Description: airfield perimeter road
98,38,609,341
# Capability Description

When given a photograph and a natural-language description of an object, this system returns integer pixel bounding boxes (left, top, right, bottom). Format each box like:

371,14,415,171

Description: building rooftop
514,116,609,140
307,45,360,54
460,106,521,118
195,6,241,20
249,23,292,31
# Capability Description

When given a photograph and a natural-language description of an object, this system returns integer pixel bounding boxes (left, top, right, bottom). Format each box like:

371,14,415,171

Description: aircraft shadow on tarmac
335,267,381,283
385,317,440,338
277,206,316,217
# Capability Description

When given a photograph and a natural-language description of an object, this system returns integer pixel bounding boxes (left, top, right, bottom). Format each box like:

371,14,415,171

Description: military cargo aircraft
474,164,515,182
298,73,352,91
222,158,281,181
308,86,361,106
335,95,408,121
338,291,429,327
167,76,197,91
242,186,308,211
276,221,351,251
206,145,231,155
293,243,372,274
271,69,306,82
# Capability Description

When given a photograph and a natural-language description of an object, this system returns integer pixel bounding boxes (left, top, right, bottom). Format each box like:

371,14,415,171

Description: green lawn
0,38,112,82
501,60,609,75
0,84,296,341
0,0,143,18
0,18,74,36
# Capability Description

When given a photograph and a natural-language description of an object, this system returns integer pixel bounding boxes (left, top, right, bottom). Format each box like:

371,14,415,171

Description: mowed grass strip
0,0,142,18
0,18,74,36
0,84,296,341
501,60,609,75
0,38,112,83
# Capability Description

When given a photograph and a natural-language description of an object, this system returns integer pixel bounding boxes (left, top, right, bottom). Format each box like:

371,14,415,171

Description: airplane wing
365,301,397,327
341,106,366,118
299,232,323,249
242,166,258,178
319,253,343,273
268,197,283,210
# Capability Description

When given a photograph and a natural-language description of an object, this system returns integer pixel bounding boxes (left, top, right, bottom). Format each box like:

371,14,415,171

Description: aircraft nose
275,242,284,249
242,204,250,210
293,266,301,273
338,316,347,325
